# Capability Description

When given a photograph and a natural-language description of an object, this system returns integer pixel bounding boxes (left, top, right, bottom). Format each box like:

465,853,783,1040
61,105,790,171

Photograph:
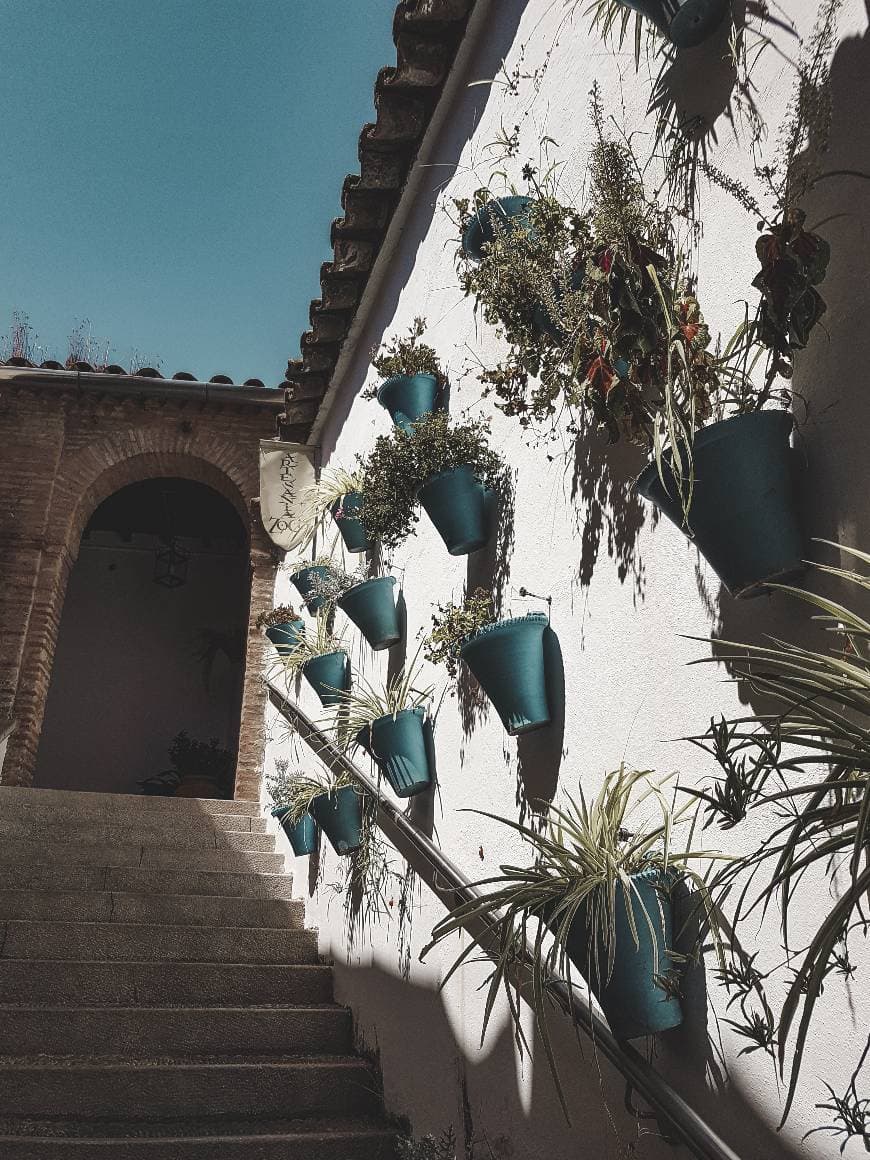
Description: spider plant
687,542,870,1121
294,466,367,552
421,766,724,1118
265,763,333,827
280,610,345,679
331,651,434,744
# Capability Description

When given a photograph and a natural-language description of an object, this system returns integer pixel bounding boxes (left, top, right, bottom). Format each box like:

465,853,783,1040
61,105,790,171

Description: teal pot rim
376,372,439,403
462,194,534,262
355,705,428,748
463,611,549,646
301,648,348,668
269,804,291,820
338,574,397,603
417,463,481,495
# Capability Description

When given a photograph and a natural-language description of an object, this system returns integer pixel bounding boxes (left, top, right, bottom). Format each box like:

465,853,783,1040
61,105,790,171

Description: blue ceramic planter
302,650,349,707
462,196,535,262
271,807,319,856
357,708,432,798
562,869,683,1040
460,614,550,735
377,373,443,432
290,566,332,614
418,465,490,556
264,620,305,658
309,785,363,856
338,576,401,651
331,491,371,554
619,0,728,46
635,411,805,598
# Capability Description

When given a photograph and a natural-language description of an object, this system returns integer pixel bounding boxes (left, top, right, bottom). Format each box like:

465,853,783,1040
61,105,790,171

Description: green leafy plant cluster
422,587,494,679
361,411,504,551
256,603,301,630
367,316,446,398
306,564,367,605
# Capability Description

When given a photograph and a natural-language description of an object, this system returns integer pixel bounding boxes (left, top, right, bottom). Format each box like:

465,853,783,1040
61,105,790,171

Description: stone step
0,786,261,817
0,819,276,852
0,889,304,928
0,1118,396,1160
0,862,293,899
0,1058,382,1120
0,840,285,874
0,801,267,834
0,921,318,964
0,961,334,1006
0,1006,352,1057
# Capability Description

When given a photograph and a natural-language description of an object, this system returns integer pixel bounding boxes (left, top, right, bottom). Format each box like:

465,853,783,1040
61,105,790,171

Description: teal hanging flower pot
460,613,550,735
290,566,332,614
635,411,804,598
618,0,728,47
337,576,401,651
309,785,363,856
357,708,432,798
331,492,372,554
271,807,319,857
562,869,683,1040
377,373,443,432
302,650,349,707
462,195,535,262
418,465,490,556
264,619,305,657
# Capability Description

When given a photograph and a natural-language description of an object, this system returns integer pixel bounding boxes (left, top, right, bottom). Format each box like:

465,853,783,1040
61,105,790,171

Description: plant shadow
515,625,565,821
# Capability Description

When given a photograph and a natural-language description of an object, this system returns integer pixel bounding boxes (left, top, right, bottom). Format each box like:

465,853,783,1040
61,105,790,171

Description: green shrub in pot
256,603,305,658
367,317,447,432
278,609,349,708
422,766,725,1115
286,555,336,615
362,412,505,556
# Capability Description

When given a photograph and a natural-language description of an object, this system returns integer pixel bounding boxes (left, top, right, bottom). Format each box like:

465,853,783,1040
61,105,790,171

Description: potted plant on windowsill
422,766,724,1114
362,412,505,557
279,610,349,707
334,657,435,799
307,564,402,652
256,603,305,657
164,732,235,800
424,588,553,735
286,556,335,614
367,317,448,432
265,762,321,856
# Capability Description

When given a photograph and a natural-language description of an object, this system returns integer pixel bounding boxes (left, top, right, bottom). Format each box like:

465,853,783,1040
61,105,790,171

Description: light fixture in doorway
153,489,189,589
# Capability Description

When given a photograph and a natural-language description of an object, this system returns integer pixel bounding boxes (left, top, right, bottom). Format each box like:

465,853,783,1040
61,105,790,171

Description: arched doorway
33,478,249,796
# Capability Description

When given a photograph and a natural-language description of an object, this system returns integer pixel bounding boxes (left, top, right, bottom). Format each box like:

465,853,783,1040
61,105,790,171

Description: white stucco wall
266,3,870,1156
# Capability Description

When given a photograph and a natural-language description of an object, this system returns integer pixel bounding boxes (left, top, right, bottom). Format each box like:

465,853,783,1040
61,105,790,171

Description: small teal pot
264,619,305,657
619,0,728,46
331,492,371,554
418,465,490,556
357,708,432,798
462,195,535,262
290,566,332,614
460,613,550,735
271,808,318,857
377,373,443,432
561,869,683,1040
338,576,401,651
309,785,363,856
302,650,349,707
635,411,805,598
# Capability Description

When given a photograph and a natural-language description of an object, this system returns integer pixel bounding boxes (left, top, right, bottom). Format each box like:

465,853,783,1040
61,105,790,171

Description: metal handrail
265,679,741,1160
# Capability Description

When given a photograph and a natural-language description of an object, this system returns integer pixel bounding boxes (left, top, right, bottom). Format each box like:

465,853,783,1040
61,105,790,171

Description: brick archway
2,429,277,800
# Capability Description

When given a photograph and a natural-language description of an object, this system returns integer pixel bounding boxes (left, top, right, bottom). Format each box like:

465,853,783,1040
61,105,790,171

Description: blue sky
0,1,396,384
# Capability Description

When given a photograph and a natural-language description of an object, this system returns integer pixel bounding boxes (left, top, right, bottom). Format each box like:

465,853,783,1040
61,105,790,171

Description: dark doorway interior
34,478,249,795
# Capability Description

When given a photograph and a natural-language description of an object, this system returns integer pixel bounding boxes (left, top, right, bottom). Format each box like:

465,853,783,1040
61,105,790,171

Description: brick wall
0,378,281,799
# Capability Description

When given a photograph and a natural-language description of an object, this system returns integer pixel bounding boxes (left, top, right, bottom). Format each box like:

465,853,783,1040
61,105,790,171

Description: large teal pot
561,869,683,1040
462,195,534,262
418,466,489,556
264,620,305,658
337,576,401,651
271,807,318,856
290,566,332,614
310,786,362,856
460,614,550,735
619,0,728,46
377,374,442,432
357,708,432,798
635,411,804,598
302,650,349,707
330,492,371,554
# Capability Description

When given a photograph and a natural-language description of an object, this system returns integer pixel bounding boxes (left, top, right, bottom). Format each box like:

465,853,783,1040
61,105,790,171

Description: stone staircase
0,785,397,1158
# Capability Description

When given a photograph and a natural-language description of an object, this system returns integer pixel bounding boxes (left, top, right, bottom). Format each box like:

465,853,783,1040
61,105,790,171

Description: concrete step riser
0,1007,352,1056
0,864,293,899
0,961,334,1006
0,823,276,852
0,842,284,874
0,1131,396,1159
0,809,267,835
0,890,303,928
0,1062,380,1119
0,921,318,964
0,787,261,817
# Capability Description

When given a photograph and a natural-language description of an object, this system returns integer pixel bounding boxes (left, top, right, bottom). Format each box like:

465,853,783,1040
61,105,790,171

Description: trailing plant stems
264,677,742,1160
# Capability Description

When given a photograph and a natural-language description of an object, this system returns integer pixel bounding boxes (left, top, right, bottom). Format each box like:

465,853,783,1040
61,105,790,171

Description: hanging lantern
153,537,189,588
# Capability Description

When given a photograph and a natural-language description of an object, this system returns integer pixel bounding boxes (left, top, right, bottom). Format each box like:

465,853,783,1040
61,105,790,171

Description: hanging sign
258,439,318,553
